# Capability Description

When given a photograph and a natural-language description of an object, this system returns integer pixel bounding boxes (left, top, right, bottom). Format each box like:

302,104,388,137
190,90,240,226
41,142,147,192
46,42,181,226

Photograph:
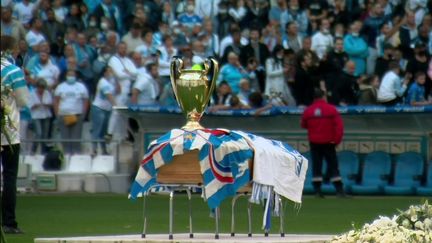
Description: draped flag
129,128,253,209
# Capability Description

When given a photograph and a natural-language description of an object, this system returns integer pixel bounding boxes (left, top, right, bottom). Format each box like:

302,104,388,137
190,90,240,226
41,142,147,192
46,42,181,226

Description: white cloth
311,31,334,60
194,0,220,18
29,89,53,119
92,77,115,111
54,81,89,115
25,30,46,47
235,131,308,204
133,73,159,105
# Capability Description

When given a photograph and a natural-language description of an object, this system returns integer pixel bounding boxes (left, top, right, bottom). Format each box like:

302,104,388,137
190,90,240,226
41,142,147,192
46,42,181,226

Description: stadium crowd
1,0,432,155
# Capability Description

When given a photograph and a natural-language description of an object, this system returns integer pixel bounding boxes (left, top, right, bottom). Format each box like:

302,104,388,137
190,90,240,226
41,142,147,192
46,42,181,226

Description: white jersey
92,77,115,111
54,81,89,115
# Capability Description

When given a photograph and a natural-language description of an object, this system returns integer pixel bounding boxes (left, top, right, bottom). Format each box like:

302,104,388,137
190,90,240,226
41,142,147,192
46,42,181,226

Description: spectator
237,78,253,106
218,52,247,94
219,24,248,59
28,51,60,91
91,66,118,156
106,42,137,141
405,71,432,106
161,1,176,25
191,39,206,64
42,8,65,47
93,0,123,34
377,61,411,106
74,33,96,93
268,0,287,27
301,88,346,198
264,45,296,106
210,81,234,111
221,28,243,64
194,0,220,21
358,75,380,105
375,21,401,58
332,60,359,106
261,23,279,52
280,0,309,36
177,2,203,30
399,10,418,60
84,15,100,40
200,18,220,57
14,39,30,68
282,21,303,53
375,44,394,79
344,21,368,76
157,35,178,85
122,23,145,53
53,69,89,154
135,28,157,64
362,2,387,75
13,0,36,27
25,17,46,55
240,27,270,68
406,43,430,98
245,57,265,93
294,51,316,106
306,0,328,32
64,3,84,31
229,0,247,25
326,37,349,75
328,0,349,26
1,6,26,42
311,18,334,60
52,0,68,22
131,62,160,105
58,44,75,76
29,78,53,154
1,35,30,234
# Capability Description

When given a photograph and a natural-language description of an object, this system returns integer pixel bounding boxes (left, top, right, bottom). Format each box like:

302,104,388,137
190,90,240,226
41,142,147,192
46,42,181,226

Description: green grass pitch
4,193,428,243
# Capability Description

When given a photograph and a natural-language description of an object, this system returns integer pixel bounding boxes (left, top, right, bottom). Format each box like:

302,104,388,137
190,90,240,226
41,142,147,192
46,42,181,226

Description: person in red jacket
301,88,346,198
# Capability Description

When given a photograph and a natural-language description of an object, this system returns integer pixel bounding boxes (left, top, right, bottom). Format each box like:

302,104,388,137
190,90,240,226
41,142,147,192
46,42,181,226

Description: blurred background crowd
1,0,432,154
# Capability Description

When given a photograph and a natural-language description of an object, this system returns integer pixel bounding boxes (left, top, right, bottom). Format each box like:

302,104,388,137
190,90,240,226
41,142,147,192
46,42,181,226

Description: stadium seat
351,151,392,195
322,151,360,194
384,152,424,195
23,154,45,173
417,162,432,196
91,155,115,173
67,154,92,173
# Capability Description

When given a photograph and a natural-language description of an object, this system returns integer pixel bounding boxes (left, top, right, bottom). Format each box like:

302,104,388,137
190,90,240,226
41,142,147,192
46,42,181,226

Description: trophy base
181,121,205,131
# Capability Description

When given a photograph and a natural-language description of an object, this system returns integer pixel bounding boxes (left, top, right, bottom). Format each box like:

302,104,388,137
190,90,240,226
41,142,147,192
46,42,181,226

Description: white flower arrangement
332,200,432,243
1,82,15,146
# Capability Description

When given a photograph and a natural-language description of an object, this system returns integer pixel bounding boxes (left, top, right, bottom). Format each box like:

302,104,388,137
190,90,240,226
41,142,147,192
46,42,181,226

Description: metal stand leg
247,201,252,237
215,207,219,239
142,194,147,238
186,188,194,238
169,191,174,240
279,197,285,237
231,194,241,237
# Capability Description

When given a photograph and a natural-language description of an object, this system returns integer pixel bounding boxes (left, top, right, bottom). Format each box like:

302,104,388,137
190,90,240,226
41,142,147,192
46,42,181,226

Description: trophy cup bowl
170,57,219,131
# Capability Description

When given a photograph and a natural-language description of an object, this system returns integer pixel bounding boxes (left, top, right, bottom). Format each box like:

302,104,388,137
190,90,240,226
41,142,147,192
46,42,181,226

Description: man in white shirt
377,61,410,106
29,51,60,90
131,62,160,105
25,17,46,54
311,18,334,60
13,0,36,27
121,23,145,53
158,35,178,86
106,42,137,140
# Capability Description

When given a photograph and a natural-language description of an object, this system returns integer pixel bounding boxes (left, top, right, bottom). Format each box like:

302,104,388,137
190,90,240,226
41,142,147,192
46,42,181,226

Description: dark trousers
1,144,20,227
310,143,343,193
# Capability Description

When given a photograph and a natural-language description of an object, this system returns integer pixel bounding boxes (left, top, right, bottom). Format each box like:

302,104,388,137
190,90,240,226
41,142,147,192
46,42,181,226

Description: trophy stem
182,121,205,131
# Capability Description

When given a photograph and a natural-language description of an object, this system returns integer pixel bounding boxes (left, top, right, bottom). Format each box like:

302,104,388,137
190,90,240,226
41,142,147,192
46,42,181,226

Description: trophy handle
170,57,184,102
203,57,219,105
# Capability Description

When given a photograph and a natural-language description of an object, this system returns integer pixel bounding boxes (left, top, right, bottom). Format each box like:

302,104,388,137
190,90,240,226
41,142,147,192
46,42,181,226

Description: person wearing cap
28,78,53,153
301,88,346,198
